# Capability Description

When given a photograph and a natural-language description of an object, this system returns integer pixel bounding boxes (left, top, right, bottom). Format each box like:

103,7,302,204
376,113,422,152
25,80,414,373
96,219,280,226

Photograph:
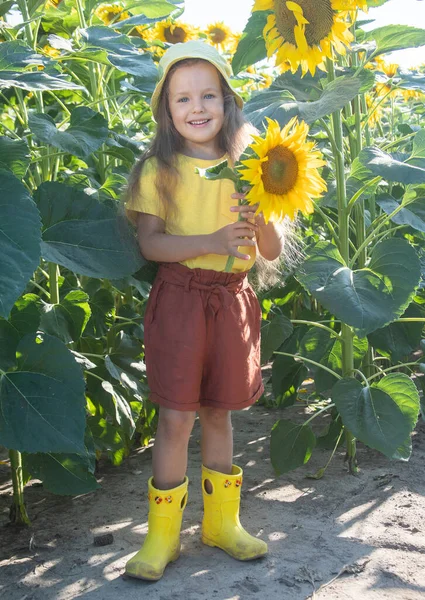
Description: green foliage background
0,0,424,522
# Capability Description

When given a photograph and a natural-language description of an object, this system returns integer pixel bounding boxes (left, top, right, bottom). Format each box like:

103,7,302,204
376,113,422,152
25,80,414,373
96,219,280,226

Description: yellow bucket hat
150,40,244,119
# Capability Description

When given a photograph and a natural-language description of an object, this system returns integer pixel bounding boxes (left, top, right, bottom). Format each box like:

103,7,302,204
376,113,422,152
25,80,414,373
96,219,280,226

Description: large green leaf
0,70,85,91
298,238,421,337
316,410,343,450
121,0,178,18
271,326,309,405
272,354,308,406
261,314,293,364
300,328,368,392
408,129,425,168
9,294,40,336
40,290,91,343
29,107,109,159
0,137,30,178
368,303,425,362
0,170,41,319
270,419,316,475
376,194,425,233
34,181,115,229
0,332,86,454
333,373,420,457
232,10,269,75
24,451,99,495
244,70,375,129
87,415,125,464
85,288,116,337
105,354,148,401
34,182,144,278
0,319,19,371
0,1,15,18
81,26,139,54
269,71,325,101
102,380,135,438
391,436,412,461
359,147,425,184
0,40,49,70
42,217,143,279
81,26,157,79
364,25,425,57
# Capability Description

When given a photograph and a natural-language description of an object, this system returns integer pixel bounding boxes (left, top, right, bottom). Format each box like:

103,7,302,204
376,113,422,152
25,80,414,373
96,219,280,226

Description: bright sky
182,0,425,68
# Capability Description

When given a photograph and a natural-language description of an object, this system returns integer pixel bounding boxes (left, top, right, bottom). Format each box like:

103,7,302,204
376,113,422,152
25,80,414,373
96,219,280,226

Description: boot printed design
125,477,188,581
201,464,268,561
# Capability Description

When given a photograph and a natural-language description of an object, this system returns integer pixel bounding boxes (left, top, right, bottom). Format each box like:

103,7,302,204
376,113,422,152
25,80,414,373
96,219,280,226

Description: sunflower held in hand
238,117,327,222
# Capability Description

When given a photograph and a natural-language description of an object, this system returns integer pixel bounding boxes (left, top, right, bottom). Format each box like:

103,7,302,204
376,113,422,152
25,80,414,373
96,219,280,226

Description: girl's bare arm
230,194,284,261
256,221,284,261
136,213,258,263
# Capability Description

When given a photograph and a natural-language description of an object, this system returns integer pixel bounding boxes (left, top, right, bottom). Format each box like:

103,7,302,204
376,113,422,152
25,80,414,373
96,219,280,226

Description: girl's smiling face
167,62,225,159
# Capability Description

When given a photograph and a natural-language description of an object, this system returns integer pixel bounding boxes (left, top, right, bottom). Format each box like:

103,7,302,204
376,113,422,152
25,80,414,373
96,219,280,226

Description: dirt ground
1,399,425,600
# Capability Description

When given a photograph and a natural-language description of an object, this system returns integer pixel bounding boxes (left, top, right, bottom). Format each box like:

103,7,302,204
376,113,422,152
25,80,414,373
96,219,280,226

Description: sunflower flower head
205,22,238,52
94,3,129,26
238,117,327,222
43,44,60,58
252,0,360,76
153,20,197,45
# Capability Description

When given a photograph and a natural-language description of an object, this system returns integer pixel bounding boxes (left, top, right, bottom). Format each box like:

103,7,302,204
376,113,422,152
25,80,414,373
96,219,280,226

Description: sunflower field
1,0,425,526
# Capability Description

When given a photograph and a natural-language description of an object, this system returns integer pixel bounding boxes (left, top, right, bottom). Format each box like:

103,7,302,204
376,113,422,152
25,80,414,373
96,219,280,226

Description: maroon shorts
144,262,264,411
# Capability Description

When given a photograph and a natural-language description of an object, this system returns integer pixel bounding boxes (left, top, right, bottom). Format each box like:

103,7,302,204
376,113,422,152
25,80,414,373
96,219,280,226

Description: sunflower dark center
209,27,227,44
261,145,299,195
165,26,188,44
273,0,335,47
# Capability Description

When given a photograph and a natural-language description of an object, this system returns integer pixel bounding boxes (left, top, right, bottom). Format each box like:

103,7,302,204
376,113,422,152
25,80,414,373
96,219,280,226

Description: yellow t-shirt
126,154,256,272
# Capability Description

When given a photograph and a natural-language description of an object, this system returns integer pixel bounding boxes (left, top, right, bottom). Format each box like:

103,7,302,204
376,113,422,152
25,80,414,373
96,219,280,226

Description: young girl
125,40,284,581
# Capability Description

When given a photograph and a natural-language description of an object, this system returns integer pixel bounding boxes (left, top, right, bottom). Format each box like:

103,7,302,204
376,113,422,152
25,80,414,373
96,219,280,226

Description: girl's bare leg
199,407,233,483
152,407,196,490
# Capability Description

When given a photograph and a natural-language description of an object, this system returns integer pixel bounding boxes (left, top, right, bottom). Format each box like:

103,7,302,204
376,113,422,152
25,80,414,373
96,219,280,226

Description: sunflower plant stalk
199,117,327,272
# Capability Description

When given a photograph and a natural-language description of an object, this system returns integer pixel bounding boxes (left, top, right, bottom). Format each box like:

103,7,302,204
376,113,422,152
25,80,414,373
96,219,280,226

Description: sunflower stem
9,449,31,526
326,55,356,471
224,198,244,273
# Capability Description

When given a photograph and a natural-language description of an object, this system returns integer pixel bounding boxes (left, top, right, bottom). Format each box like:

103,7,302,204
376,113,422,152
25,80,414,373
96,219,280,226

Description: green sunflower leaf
298,238,421,337
365,25,425,58
232,10,269,75
271,419,316,475
332,373,420,457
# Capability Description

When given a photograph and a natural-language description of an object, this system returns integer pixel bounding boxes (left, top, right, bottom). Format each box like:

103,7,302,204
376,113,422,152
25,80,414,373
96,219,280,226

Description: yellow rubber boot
201,464,268,561
125,476,189,581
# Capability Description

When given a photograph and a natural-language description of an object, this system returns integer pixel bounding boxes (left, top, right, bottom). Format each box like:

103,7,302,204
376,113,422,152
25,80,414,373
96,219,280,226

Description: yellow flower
45,0,63,7
332,0,367,9
400,88,423,101
94,4,129,26
381,62,398,78
238,117,327,222
365,94,385,127
252,0,359,76
42,44,60,58
205,22,238,52
258,72,274,88
153,20,196,44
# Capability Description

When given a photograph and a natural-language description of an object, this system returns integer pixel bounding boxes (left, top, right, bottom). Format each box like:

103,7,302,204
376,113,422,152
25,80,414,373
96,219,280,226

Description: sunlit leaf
333,374,420,457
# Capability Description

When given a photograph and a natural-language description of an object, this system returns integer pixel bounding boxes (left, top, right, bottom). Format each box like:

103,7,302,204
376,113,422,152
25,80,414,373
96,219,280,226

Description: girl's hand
231,192,266,227
209,221,258,260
